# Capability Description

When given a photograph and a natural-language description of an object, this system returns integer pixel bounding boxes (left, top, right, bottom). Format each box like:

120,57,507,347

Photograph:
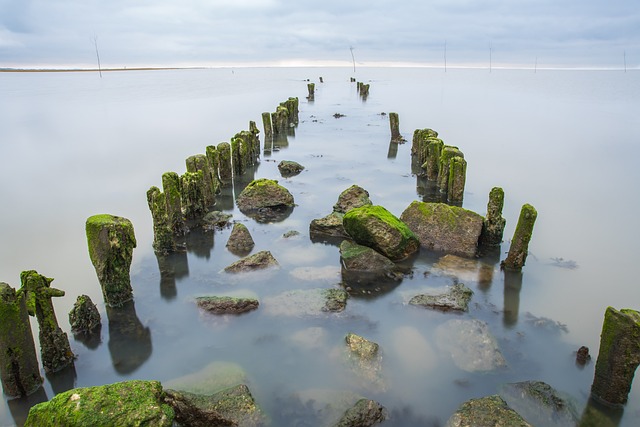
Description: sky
0,0,638,69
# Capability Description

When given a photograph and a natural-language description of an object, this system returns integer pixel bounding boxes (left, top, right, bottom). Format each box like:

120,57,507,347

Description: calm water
1,67,639,426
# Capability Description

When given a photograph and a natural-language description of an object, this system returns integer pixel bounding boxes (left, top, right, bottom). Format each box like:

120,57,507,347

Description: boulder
499,381,580,427
164,384,265,427
446,395,531,427
333,398,388,427
339,240,397,275
24,380,174,427
263,288,348,316
343,205,419,261
400,201,483,258
164,361,247,395
224,251,279,273
409,283,474,312
310,212,349,239
283,389,365,427
435,319,507,372
333,185,372,214
68,294,101,334
236,178,294,211
278,160,305,177
226,223,255,255
196,296,259,315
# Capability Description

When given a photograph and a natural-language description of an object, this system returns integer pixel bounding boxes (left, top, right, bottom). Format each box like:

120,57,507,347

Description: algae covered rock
68,294,101,334
446,395,531,427
500,381,580,427
333,185,372,214
343,333,385,392
409,283,474,312
339,240,397,275
334,398,387,427
400,201,483,258
25,380,174,427
343,205,419,261
278,160,305,177
236,178,294,211
164,361,247,395
224,250,279,273
196,296,259,315
345,333,379,360
310,212,349,239
226,223,255,255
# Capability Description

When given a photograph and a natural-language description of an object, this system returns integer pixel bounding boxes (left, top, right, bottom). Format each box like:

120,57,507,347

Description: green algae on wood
262,112,273,138
217,142,232,182
438,145,464,193
186,153,216,208
307,83,315,100
68,294,101,335
180,171,207,220
20,270,75,373
147,186,176,254
590,306,640,406
447,156,467,203
161,171,186,237
0,282,43,397
85,214,137,307
480,187,506,246
24,380,174,427
272,105,290,136
205,145,222,195
423,138,444,181
389,112,404,143
502,203,537,270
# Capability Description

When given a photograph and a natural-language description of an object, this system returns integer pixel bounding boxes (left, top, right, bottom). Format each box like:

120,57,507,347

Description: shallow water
1,67,639,426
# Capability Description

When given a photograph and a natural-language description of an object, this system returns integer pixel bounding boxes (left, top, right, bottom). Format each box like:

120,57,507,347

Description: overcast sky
1,0,638,69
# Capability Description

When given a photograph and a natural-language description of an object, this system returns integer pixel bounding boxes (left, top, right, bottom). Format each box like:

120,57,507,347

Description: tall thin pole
444,40,447,72
93,35,102,78
350,46,356,73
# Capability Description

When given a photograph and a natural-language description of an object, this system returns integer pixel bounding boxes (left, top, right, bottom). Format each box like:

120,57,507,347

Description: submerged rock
342,333,385,392
432,254,496,284
164,361,247,395
390,326,438,375
25,380,174,427
435,319,507,372
400,201,483,258
164,384,265,427
499,381,580,427
236,178,294,212
333,185,373,214
263,288,348,316
68,294,101,334
345,333,379,360
446,395,531,427
224,251,279,273
409,283,474,312
196,296,259,315
334,398,388,427
278,160,305,177
340,240,397,275
201,211,232,230
343,205,419,261
283,389,365,427
226,223,255,255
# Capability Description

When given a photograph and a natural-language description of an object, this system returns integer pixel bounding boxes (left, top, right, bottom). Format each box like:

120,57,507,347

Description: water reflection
155,251,189,300
185,228,214,259
387,140,398,159
503,270,523,328
45,364,76,395
106,301,152,375
579,396,624,427
7,387,48,427
477,245,501,292
72,324,102,350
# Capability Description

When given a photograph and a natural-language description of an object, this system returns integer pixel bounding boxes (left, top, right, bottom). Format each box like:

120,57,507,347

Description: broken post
360,83,370,98
480,187,507,246
230,135,244,176
162,172,186,237
86,214,137,307
68,294,101,336
204,145,222,195
261,112,273,140
249,120,260,136
411,128,439,159
423,138,444,180
438,146,464,193
180,171,206,220
217,142,232,183
307,83,315,100
20,270,75,373
186,154,215,208
447,156,467,203
502,204,537,270
389,112,403,143
0,282,43,397
271,105,289,137
146,186,176,254
590,307,640,406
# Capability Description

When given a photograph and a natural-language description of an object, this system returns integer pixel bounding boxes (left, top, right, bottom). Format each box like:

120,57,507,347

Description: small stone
334,398,388,427
278,160,305,177
576,346,591,365
409,283,474,312
69,294,101,334
226,223,255,255
196,296,259,315
224,250,279,273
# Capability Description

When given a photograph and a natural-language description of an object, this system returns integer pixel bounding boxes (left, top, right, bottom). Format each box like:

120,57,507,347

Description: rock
409,283,474,312
164,361,247,395
283,230,300,238
500,381,580,427
201,211,232,230
226,223,255,255
400,201,483,258
333,398,387,427
333,185,373,214
345,333,379,360
236,178,294,211
576,346,591,365
196,296,259,315
436,319,507,372
339,240,397,275
343,205,419,261
446,395,531,427
24,380,174,427
68,294,101,334
164,384,265,427
284,389,365,427
224,251,279,273
310,212,349,238
432,254,496,284
263,288,348,316
343,333,385,392
85,214,137,307
278,160,305,177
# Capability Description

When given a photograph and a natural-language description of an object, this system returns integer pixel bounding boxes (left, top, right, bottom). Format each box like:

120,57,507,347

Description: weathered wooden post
249,120,260,136
447,156,467,203
217,142,232,182
205,145,222,195
162,172,186,237
590,307,640,406
146,186,176,254
20,271,75,373
180,171,206,220
307,83,315,100
0,282,43,397
262,112,273,139
284,97,299,124
423,138,444,181
411,128,439,160
480,187,506,246
186,154,215,207
86,214,137,307
271,105,289,136
389,112,404,143
502,204,537,270
230,135,244,176
437,146,464,193
360,83,370,98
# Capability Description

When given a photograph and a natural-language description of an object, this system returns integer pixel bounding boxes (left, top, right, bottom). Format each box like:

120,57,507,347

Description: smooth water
1,67,639,426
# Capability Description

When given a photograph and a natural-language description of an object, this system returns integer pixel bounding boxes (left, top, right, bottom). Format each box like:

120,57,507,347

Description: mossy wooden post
205,145,222,195
360,83,370,98
0,282,43,397
283,97,299,125
231,135,244,176
411,128,438,159
146,186,176,254
249,120,260,136
503,204,537,270
480,187,506,246
307,83,315,100
447,156,467,203
590,307,640,406
162,172,186,237
272,106,289,137
389,112,403,143
437,146,464,193
262,112,273,139
180,171,206,220
422,138,444,180
86,214,137,307
186,154,215,208
217,142,232,182
20,271,75,373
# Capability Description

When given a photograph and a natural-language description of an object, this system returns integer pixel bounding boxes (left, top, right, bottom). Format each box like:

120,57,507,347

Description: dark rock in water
69,294,101,334
310,185,373,240
409,283,473,312
400,201,483,258
196,296,259,315
334,398,388,427
334,185,373,214
576,346,591,365
226,223,255,255
224,251,279,273
343,333,386,392
436,319,507,372
310,212,348,238
236,178,294,211
164,385,265,427
280,389,365,427
447,395,531,427
201,211,232,230
278,160,305,177
282,230,300,238
346,333,379,360
343,205,419,261
325,289,349,312
25,380,174,427
340,240,397,275
499,381,580,427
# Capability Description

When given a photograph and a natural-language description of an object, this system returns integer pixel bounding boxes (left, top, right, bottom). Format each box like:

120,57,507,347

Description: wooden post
503,204,537,270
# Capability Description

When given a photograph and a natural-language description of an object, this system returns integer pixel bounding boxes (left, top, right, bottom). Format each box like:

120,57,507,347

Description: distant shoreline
0,67,201,73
